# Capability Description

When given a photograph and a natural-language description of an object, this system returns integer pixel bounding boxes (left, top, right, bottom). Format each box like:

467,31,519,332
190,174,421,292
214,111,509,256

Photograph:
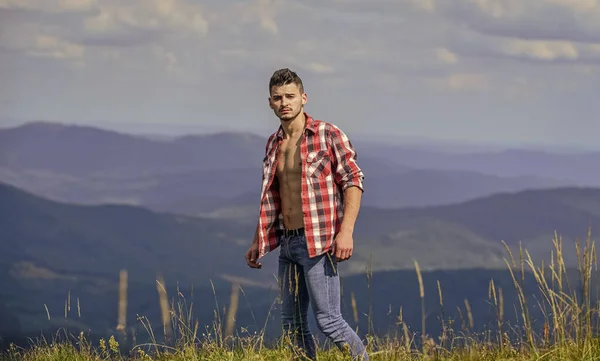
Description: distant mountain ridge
4,121,600,181
3,181,598,276
3,121,600,348
0,121,267,176
0,121,585,215
1,181,599,345
363,145,600,184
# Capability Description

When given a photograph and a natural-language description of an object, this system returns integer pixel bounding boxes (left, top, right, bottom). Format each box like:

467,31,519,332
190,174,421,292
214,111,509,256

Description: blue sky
1,0,599,148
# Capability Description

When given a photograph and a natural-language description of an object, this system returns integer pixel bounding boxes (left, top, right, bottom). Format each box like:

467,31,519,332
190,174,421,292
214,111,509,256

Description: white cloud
83,0,209,42
0,22,85,66
2,0,600,148
303,62,335,74
0,0,209,74
211,0,291,37
234,0,280,35
429,73,489,90
297,0,433,14
499,39,579,61
31,34,85,64
436,0,600,43
436,47,459,64
0,0,209,38
152,45,181,74
411,0,436,11
0,0,96,13
452,34,600,64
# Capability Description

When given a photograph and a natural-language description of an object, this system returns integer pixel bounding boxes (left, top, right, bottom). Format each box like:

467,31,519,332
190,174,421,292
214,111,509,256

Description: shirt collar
275,112,316,139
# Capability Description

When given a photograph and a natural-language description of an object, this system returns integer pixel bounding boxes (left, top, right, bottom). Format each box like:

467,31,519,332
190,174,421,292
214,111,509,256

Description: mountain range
0,122,592,217
2,121,600,348
1,180,598,345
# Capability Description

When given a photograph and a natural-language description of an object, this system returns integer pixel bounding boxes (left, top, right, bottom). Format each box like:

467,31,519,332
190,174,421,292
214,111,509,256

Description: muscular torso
276,135,304,229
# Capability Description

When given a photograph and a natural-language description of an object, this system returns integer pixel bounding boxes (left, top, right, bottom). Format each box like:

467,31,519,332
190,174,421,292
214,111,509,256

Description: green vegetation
2,231,599,360
3,182,600,355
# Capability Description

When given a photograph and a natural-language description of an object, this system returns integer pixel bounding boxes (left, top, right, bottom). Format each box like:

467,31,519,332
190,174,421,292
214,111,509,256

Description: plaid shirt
257,113,365,259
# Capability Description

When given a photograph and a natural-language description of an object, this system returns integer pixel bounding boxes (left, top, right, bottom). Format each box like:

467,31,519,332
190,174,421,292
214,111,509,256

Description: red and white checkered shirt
257,113,365,259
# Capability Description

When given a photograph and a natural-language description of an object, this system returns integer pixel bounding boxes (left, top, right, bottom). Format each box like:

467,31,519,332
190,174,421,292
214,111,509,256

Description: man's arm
246,135,276,269
333,185,362,261
328,124,365,193
339,186,362,234
245,223,262,268
328,124,364,261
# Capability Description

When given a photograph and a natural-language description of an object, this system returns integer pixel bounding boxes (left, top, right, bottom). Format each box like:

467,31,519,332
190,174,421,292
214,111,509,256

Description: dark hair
269,68,304,94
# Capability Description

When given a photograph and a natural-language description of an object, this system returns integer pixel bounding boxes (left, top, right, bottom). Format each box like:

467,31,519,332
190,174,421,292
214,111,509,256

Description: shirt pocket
306,150,332,178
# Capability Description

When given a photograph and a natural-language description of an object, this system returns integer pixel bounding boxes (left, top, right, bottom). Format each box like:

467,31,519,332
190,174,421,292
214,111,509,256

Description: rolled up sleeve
328,125,364,192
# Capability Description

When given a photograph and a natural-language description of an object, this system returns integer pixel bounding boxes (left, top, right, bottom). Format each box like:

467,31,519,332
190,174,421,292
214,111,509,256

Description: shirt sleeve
328,124,365,192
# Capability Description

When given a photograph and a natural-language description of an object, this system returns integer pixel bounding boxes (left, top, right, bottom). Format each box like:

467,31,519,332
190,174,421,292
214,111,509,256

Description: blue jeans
278,229,369,361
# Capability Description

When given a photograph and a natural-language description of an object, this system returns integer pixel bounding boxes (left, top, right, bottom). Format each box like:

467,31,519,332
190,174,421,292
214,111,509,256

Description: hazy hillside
204,168,568,219
0,167,263,213
0,122,579,216
0,180,261,338
2,181,598,280
4,122,600,185
0,182,256,285
0,122,266,176
364,168,566,208
348,187,600,273
360,144,600,185
2,166,567,217
357,187,600,245
2,181,600,343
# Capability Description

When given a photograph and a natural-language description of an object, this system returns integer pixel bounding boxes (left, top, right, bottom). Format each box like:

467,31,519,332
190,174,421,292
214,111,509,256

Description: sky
1,0,600,149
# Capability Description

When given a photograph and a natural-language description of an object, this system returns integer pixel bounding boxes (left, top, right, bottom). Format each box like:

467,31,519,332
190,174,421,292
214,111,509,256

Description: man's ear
268,97,274,109
302,93,307,105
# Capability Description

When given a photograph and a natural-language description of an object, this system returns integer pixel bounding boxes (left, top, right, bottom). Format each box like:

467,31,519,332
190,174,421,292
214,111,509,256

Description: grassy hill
4,180,599,281
3,246,599,360
340,187,600,273
0,181,254,284
2,181,600,348
0,181,261,337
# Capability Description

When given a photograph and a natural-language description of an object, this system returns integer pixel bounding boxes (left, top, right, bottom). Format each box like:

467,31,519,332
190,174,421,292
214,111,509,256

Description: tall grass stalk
2,230,600,360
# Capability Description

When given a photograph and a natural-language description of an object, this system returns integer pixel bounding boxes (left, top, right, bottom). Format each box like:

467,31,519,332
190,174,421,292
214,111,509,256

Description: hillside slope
0,182,254,285
0,122,586,216
2,182,600,339
0,122,266,176
349,187,600,272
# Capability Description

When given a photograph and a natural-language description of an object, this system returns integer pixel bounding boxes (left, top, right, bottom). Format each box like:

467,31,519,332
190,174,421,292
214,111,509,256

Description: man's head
268,68,307,122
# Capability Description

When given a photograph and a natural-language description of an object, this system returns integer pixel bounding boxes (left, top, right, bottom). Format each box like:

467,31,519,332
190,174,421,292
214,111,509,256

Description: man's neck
280,112,306,139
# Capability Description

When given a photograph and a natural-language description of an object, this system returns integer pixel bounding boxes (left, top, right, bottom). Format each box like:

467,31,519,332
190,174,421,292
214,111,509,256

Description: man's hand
245,242,262,269
333,230,353,262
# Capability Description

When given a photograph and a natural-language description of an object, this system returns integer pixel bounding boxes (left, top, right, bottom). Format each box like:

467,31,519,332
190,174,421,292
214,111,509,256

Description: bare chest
276,137,302,176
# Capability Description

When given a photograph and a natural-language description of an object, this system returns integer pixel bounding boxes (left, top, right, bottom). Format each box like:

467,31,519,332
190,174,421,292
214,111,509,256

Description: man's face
268,82,307,121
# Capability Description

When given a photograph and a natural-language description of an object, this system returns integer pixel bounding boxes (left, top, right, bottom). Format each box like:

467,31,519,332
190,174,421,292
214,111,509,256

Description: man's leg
301,251,369,361
279,240,317,360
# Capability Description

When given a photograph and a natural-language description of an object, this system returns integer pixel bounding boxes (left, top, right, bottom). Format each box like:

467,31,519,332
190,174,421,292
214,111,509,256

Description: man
245,68,369,361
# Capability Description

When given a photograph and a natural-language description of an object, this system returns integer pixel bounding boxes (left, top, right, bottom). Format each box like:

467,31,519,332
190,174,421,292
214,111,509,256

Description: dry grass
2,230,600,360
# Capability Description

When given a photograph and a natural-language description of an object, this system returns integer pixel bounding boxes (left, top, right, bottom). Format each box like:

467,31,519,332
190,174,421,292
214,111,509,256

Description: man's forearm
253,223,260,244
339,186,362,234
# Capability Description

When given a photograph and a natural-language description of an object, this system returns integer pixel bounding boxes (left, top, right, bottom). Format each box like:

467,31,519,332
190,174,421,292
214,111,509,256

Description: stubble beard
278,108,301,122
